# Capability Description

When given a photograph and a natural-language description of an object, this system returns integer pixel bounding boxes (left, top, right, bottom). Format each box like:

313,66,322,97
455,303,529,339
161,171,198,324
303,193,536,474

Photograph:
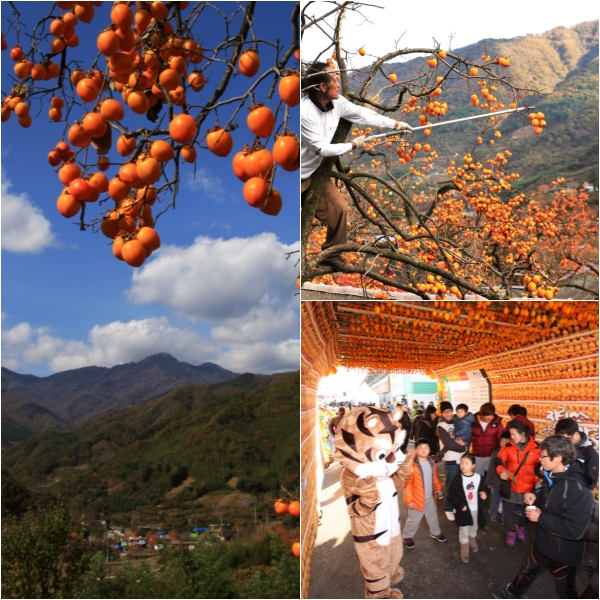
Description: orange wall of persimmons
300,301,599,596
301,302,338,598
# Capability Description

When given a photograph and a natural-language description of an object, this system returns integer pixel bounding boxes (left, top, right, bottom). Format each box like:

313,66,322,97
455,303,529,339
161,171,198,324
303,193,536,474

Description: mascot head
333,406,407,480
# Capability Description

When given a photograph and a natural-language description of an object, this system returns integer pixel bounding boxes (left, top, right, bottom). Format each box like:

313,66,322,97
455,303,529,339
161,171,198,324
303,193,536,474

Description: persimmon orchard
1,1,300,268
300,2,598,300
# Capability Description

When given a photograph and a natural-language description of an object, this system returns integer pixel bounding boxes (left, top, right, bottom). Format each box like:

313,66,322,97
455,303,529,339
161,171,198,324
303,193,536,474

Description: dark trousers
508,544,578,599
504,500,526,531
443,462,461,512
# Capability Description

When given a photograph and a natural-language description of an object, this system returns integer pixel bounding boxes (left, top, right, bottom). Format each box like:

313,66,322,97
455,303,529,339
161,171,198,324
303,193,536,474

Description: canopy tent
300,300,598,598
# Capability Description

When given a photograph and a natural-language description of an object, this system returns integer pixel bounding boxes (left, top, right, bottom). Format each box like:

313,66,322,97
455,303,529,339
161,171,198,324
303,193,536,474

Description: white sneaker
445,511,455,521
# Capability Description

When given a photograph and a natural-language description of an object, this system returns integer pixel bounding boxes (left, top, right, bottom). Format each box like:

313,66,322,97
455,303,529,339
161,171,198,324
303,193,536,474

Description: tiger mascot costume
333,406,414,599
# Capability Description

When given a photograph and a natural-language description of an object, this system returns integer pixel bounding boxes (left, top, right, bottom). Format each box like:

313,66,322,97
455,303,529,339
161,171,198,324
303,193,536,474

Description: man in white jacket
301,63,412,269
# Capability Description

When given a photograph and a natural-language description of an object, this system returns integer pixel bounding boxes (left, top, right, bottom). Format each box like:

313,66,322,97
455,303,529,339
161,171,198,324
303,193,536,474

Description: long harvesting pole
363,106,535,142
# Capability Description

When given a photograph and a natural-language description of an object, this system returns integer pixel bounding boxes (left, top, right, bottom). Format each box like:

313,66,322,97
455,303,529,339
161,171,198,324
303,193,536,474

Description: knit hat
440,401,453,412
414,438,431,450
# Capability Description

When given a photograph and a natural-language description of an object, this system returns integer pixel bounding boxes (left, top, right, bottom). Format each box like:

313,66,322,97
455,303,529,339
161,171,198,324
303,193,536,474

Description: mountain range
2,371,299,519
2,353,239,447
359,20,599,201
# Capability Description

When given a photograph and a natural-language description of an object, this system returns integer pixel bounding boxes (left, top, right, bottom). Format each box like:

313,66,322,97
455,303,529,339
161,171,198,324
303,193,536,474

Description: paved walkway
308,460,591,599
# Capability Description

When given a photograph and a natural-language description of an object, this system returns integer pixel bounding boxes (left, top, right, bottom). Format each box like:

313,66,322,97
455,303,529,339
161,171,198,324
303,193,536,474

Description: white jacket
300,94,397,180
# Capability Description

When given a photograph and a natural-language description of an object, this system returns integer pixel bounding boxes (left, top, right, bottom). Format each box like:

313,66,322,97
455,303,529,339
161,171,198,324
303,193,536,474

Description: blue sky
1,1,300,376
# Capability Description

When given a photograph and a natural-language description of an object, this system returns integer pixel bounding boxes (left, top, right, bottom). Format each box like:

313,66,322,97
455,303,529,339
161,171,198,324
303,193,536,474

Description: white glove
354,459,400,480
353,135,366,149
394,121,412,132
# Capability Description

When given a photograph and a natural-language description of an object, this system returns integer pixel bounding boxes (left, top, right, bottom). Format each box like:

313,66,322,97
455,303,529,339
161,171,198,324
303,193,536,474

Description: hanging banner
443,369,491,413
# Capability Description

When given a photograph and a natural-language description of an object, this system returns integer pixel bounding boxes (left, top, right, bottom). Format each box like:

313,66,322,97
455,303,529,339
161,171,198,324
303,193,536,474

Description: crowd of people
329,399,598,599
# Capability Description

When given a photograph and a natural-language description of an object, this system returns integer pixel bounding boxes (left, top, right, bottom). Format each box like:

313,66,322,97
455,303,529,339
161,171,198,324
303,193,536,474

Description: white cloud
1,317,219,374
2,312,300,375
1,170,56,253
127,233,299,322
2,232,300,376
185,167,226,201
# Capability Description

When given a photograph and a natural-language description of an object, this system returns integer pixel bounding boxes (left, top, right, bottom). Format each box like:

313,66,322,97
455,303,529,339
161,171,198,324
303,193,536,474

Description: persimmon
57,192,81,218
122,239,147,267
292,541,300,557
14,60,32,79
88,172,109,193
115,26,135,51
427,57,437,68
51,96,65,109
118,214,137,233
232,150,250,181
260,189,282,216
109,52,133,75
272,135,299,168
238,49,260,77
117,134,137,156
119,162,139,184
136,156,162,184
97,29,120,56
243,177,269,208
150,140,174,162
247,104,275,138
288,500,300,517
389,73,397,84
188,71,206,92
108,176,131,201
150,0,168,20
358,47,365,56
48,150,62,166
62,11,78,27
10,45,23,61
137,227,161,252
113,235,126,260
244,148,274,178
158,67,180,90
206,126,233,157
101,214,120,239
68,122,92,148
98,156,110,171
50,37,66,53
180,144,197,163
137,185,157,205
13,102,29,118
438,50,447,59
74,3,94,23
273,498,289,515
111,3,134,28
69,178,93,200
278,72,300,106
82,112,108,138
127,90,150,114
50,19,66,36
76,78,100,102
100,98,124,122
169,113,197,143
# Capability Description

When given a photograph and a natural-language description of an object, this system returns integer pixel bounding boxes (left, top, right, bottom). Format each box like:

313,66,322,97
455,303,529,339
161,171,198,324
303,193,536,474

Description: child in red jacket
402,439,446,548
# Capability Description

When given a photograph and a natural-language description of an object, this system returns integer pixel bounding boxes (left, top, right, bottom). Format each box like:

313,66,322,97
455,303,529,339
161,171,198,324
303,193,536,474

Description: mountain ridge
2,353,241,445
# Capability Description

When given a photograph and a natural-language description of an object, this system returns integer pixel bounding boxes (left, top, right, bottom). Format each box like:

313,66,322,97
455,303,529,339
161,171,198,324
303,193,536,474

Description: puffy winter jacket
495,435,540,494
533,461,594,566
403,457,442,512
471,414,504,457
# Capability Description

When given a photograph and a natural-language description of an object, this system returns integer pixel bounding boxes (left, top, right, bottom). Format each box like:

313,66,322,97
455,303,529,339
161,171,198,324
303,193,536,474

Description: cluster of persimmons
2,1,299,267
314,301,599,373
306,47,597,299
